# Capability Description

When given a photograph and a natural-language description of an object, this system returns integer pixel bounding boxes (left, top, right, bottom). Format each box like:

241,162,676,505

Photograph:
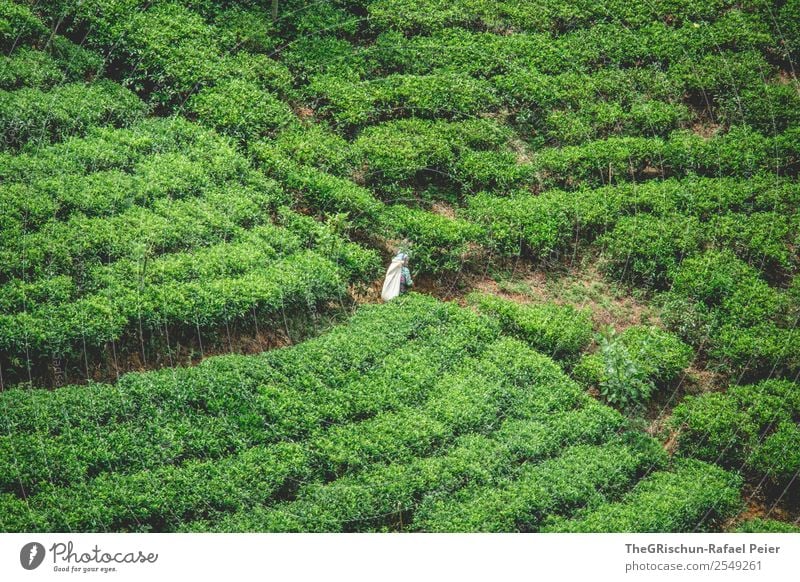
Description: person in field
381,252,413,301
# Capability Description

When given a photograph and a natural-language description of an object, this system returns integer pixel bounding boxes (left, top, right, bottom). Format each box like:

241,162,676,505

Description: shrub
747,421,800,485
660,250,795,374
253,153,383,227
0,0,47,49
110,2,224,106
599,213,703,289
266,123,355,175
777,0,800,64
585,330,653,410
543,460,743,532
671,379,800,486
0,81,147,150
720,83,800,133
310,72,499,126
574,325,692,409
461,191,574,257
0,48,62,90
354,118,509,189
376,204,483,272
735,519,800,533
412,435,666,532
188,78,296,142
532,135,666,190
468,293,593,362
213,5,281,54
282,37,370,81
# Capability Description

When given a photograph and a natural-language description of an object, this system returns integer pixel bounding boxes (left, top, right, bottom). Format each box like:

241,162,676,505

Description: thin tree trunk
272,0,279,21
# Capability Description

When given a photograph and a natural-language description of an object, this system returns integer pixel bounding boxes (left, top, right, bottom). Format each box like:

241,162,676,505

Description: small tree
596,328,653,412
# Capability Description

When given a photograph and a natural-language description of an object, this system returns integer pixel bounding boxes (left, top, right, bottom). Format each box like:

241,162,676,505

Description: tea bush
0,81,147,150
543,459,742,532
735,519,800,533
469,293,593,362
671,379,800,486
573,326,692,409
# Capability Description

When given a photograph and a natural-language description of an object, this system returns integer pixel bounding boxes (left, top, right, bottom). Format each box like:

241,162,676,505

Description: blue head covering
393,252,409,262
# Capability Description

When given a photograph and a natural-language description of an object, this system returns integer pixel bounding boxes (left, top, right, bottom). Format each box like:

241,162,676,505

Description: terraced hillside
1,0,798,532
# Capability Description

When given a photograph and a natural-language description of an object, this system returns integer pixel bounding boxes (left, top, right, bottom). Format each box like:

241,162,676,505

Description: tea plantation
1,0,798,532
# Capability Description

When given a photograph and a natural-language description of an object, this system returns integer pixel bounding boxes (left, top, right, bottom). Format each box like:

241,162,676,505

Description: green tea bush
660,250,797,374
218,53,295,98
201,401,626,533
468,293,592,362
0,295,493,497
0,114,384,365
33,442,312,532
671,379,800,485
599,213,703,289
412,435,666,532
353,118,509,188
188,79,296,141
1,48,63,90
0,81,147,150
667,50,775,97
366,0,748,35
720,83,800,133
263,123,355,175
0,0,47,48
466,174,800,256
705,211,799,275
213,4,281,54
108,2,224,106
573,326,692,409
463,191,582,257
746,421,800,485
543,459,743,532
777,0,800,64
376,204,483,272
253,151,383,227
310,72,499,126
735,519,800,533
455,150,532,192
532,135,665,190
282,36,371,82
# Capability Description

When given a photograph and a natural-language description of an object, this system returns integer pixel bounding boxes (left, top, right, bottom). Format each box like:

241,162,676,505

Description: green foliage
600,213,703,289
376,205,482,272
253,150,382,227
353,118,509,190
1,48,63,90
109,2,224,105
468,293,593,362
720,83,800,132
735,519,800,533
188,78,296,141
4,0,800,536
0,81,147,150
574,325,692,409
0,0,48,48
0,119,380,365
589,329,653,410
543,459,743,532
310,72,499,126
671,379,800,486
661,250,797,375
265,123,355,175
777,0,800,64
411,435,666,532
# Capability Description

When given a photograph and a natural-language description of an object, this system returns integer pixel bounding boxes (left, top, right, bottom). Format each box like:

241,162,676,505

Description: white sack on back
381,260,404,301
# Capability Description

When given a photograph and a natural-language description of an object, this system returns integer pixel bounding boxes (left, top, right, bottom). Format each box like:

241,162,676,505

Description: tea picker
381,252,413,301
